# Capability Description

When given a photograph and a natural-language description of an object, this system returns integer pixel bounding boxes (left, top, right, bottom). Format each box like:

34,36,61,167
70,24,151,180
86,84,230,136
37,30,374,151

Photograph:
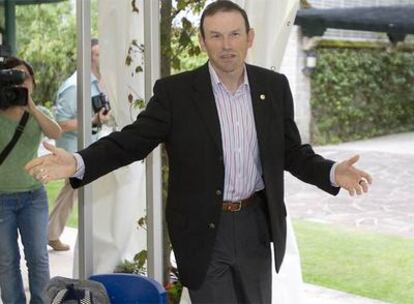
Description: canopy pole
144,0,163,283
76,0,94,280
4,0,16,54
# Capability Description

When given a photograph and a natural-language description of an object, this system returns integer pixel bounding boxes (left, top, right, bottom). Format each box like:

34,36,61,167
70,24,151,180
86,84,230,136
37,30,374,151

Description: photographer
0,56,61,303
48,38,111,251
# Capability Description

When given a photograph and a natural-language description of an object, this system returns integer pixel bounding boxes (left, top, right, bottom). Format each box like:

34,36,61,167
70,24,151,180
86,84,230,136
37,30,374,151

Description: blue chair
89,273,167,304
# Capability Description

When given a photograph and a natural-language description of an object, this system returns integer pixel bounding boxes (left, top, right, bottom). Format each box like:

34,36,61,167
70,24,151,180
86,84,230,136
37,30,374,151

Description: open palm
25,141,77,183
335,155,372,196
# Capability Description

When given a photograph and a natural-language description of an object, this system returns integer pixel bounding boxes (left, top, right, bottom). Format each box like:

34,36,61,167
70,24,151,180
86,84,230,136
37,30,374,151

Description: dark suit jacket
71,62,339,289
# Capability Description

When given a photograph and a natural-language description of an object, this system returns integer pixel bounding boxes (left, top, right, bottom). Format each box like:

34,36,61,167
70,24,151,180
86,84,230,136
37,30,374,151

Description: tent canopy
294,5,414,43
0,0,64,4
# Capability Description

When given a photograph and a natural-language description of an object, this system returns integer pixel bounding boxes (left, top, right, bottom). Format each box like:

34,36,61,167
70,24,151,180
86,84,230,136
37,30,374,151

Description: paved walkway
15,132,414,303
286,132,414,239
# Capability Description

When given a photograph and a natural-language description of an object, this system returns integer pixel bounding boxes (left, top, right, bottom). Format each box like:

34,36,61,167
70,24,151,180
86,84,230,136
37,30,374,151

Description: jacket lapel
191,63,223,156
246,64,272,145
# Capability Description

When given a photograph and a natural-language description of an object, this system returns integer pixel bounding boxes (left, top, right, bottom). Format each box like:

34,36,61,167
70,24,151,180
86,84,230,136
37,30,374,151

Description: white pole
76,0,94,280
144,0,163,283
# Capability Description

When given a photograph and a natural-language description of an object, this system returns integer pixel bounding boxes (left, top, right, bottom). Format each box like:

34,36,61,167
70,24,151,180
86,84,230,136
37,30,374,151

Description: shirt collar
91,73,98,83
208,62,250,91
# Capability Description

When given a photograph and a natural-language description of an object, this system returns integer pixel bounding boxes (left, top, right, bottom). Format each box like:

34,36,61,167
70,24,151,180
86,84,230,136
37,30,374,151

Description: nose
222,36,231,50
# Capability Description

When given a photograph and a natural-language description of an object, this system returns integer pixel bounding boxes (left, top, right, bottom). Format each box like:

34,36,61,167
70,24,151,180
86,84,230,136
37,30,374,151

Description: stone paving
286,132,414,239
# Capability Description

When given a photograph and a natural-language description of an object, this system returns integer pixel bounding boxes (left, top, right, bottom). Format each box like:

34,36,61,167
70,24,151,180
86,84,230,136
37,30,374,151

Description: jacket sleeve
70,79,171,188
281,74,339,195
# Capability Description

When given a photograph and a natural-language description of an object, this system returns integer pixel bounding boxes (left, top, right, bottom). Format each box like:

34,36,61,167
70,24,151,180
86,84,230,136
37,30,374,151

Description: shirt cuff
72,153,85,179
330,162,339,187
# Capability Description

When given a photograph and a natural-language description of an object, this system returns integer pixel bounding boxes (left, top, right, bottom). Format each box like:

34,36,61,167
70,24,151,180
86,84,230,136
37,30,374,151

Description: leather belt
222,193,256,212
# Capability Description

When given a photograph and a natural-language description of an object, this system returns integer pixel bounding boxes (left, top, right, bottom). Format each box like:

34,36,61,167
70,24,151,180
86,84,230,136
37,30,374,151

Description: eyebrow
207,28,242,35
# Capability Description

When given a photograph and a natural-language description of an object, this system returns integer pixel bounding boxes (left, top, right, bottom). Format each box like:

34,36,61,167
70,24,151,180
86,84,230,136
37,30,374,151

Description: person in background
47,38,111,251
26,1,372,302
0,56,61,303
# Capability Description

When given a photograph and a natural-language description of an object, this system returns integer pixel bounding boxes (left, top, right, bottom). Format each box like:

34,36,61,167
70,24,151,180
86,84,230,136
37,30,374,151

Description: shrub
311,47,414,144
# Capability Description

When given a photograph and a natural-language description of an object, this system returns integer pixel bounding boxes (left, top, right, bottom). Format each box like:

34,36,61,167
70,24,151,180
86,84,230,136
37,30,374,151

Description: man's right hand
25,142,77,183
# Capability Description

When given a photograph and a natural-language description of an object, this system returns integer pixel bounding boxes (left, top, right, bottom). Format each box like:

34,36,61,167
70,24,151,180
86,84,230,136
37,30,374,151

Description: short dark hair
3,56,36,87
200,0,250,39
91,38,99,48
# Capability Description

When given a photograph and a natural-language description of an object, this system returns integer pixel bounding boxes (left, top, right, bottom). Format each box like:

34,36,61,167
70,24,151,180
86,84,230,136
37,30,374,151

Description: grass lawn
45,179,78,228
294,220,414,304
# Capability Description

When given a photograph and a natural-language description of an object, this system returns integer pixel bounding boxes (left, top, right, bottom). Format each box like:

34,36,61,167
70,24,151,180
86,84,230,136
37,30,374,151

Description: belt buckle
232,200,242,212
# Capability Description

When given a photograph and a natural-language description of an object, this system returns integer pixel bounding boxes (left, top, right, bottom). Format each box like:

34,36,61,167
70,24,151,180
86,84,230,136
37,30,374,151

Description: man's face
91,44,100,74
199,10,254,75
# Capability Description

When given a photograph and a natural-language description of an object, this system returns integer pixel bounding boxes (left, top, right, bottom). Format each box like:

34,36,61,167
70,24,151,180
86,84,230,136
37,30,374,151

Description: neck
0,106,24,120
212,64,245,94
92,67,100,80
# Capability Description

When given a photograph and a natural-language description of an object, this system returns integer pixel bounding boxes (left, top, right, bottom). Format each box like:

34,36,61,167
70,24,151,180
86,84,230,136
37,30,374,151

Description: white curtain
73,0,147,276
239,0,299,71
235,1,305,303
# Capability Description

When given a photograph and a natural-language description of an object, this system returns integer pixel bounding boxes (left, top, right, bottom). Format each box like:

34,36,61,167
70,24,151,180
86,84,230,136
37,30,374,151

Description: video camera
0,45,28,110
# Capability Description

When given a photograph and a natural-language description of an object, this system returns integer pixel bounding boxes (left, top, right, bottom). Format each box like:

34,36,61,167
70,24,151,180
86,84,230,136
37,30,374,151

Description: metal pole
144,0,163,283
4,0,16,55
76,0,94,279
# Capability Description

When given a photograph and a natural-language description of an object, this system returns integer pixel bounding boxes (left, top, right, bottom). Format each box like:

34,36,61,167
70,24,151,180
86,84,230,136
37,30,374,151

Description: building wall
280,0,412,143
280,27,312,143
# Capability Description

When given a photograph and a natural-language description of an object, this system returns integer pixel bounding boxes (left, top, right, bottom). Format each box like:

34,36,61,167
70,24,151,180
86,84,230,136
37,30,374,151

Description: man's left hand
335,155,372,196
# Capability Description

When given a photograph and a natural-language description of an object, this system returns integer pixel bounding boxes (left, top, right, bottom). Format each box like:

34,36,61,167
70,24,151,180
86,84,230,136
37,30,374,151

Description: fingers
346,154,360,166
347,188,355,196
25,154,54,177
43,141,58,154
359,170,373,184
31,167,50,184
359,179,369,193
25,155,46,172
345,178,369,197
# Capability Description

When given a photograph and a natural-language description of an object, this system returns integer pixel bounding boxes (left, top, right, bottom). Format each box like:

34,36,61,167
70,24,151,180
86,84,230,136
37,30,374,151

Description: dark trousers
189,195,272,303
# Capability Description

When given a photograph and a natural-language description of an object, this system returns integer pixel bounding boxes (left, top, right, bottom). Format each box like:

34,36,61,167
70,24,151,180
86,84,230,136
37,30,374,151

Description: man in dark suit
26,1,372,302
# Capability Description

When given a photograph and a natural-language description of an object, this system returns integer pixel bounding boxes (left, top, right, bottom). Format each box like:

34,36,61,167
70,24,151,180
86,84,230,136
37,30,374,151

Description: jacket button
208,223,215,229
216,190,222,196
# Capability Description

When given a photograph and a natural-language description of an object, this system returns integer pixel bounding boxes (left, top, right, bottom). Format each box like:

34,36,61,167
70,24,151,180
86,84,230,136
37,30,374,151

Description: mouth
220,53,237,61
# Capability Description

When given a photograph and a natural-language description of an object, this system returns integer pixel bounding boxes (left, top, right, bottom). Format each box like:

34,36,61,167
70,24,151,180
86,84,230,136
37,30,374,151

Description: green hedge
311,48,414,144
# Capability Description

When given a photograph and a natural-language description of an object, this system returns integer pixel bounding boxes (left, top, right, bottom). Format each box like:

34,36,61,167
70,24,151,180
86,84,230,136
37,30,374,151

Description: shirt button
208,223,215,229
216,190,222,196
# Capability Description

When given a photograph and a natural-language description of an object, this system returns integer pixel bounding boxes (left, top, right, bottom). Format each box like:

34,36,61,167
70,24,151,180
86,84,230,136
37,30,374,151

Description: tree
16,0,98,106
161,0,207,77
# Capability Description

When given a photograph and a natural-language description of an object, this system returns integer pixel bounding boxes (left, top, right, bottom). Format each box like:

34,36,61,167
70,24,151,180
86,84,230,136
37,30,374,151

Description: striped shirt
209,63,265,201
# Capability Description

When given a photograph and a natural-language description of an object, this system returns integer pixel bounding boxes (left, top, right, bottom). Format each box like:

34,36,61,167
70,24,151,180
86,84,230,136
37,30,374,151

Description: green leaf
135,65,143,73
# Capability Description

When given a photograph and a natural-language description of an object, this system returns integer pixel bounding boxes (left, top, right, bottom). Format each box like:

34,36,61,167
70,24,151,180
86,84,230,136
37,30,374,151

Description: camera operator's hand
92,107,111,127
25,95,37,113
25,141,77,183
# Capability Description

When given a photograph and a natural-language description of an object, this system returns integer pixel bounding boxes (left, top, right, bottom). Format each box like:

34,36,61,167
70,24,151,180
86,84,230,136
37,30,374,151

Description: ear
198,33,207,52
247,28,255,48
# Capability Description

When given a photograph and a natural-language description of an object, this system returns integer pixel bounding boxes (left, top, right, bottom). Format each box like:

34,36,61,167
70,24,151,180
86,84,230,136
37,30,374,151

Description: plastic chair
89,273,167,304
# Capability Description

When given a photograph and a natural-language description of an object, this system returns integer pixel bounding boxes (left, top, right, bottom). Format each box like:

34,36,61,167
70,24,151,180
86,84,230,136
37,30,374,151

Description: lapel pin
260,94,266,101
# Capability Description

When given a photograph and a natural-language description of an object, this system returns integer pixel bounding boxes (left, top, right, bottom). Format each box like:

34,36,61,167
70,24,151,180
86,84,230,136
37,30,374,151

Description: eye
231,32,241,37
